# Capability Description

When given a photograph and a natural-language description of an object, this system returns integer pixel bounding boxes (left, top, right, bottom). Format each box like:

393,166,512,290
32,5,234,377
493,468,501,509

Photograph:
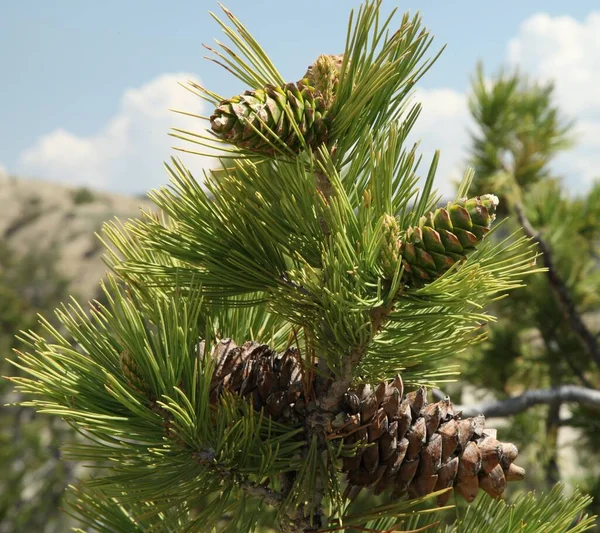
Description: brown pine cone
333,383,524,504
203,339,524,505
204,339,307,423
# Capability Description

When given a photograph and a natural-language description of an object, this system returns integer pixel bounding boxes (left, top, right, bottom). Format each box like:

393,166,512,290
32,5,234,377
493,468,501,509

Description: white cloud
507,13,600,117
409,11,600,198
507,12,600,192
17,73,213,194
408,89,471,198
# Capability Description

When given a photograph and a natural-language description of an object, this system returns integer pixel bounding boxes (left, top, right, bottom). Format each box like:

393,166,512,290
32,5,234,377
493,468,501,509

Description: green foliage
464,50,600,530
0,239,78,532
468,64,573,200
463,182,600,398
10,278,312,531
452,485,594,533
465,63,599,393
357,485,594,533
71,187,97,205
114,143,534,387
4,2,593,532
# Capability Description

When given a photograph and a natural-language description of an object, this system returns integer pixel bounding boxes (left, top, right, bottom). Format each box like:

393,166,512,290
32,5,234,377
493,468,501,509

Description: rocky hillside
0,175,154,301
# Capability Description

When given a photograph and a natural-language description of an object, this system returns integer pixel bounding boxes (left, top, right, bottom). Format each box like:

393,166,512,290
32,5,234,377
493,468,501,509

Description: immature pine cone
210,79,330,156
303,53,344,108
380,194,499,286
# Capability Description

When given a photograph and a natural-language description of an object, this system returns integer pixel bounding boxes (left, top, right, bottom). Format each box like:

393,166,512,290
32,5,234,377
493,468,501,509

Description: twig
241,480,284,507
194,449,321,532
318,298,397,412
514,202,600,368
193,449,283,507
457,385,600,418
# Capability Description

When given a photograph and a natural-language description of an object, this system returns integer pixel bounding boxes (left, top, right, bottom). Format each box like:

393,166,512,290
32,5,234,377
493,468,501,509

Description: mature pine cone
334,383,524,505
203,339,524,505
210,79,330,156
380,194,500,286
205,339,307,423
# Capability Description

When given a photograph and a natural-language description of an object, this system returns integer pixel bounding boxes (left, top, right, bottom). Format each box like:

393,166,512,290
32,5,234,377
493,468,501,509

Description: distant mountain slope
0,175,154,300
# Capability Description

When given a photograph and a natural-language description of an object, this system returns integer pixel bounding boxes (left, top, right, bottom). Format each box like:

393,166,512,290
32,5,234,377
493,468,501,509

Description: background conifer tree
462,65,600,523
6,2,597,532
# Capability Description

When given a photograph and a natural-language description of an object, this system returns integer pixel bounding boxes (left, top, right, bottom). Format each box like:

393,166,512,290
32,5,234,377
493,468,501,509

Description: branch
194,450,321,532
193,449,283,507
458,385,600,418
241,480,284,507
317,298,397,412
514,202,600,368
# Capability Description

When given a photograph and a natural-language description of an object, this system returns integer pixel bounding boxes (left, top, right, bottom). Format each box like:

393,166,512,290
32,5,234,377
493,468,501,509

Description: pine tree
6,2,596,532
463,65,600,516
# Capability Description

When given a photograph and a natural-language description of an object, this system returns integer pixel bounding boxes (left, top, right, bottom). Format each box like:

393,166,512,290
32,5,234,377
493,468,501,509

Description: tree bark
457,385,600,418
514,202,600,368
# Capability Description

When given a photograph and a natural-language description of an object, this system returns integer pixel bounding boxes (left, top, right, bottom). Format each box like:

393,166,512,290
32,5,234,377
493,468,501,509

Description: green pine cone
210,79,330,156
382,194,499,286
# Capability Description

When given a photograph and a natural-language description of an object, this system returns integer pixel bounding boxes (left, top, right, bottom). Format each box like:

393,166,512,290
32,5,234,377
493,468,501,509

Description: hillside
0,174,154,300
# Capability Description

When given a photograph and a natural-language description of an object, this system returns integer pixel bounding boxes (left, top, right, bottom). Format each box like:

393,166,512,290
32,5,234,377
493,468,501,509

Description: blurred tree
464,65,600,505
0,239,80,533
468,63,574,209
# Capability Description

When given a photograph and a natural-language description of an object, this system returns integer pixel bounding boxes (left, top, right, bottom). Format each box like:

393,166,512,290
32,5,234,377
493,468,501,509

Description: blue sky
1,1,599,195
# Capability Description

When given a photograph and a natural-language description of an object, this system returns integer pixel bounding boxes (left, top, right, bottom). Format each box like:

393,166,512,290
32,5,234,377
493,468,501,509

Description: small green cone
380,214,402,279
381,194,499,287
210,79,331,156
119,350,149,396
304,54,344,108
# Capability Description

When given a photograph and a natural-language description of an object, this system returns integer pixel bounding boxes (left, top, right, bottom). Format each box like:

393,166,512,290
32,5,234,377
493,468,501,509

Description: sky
1,0,599,197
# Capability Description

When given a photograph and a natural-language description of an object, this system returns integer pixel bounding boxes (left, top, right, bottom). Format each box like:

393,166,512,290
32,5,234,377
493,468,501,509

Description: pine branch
193,449,284,507
514,201,600,367
458,385,600,418
451,483,595,533
6,4,548,531
318,298,397,412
